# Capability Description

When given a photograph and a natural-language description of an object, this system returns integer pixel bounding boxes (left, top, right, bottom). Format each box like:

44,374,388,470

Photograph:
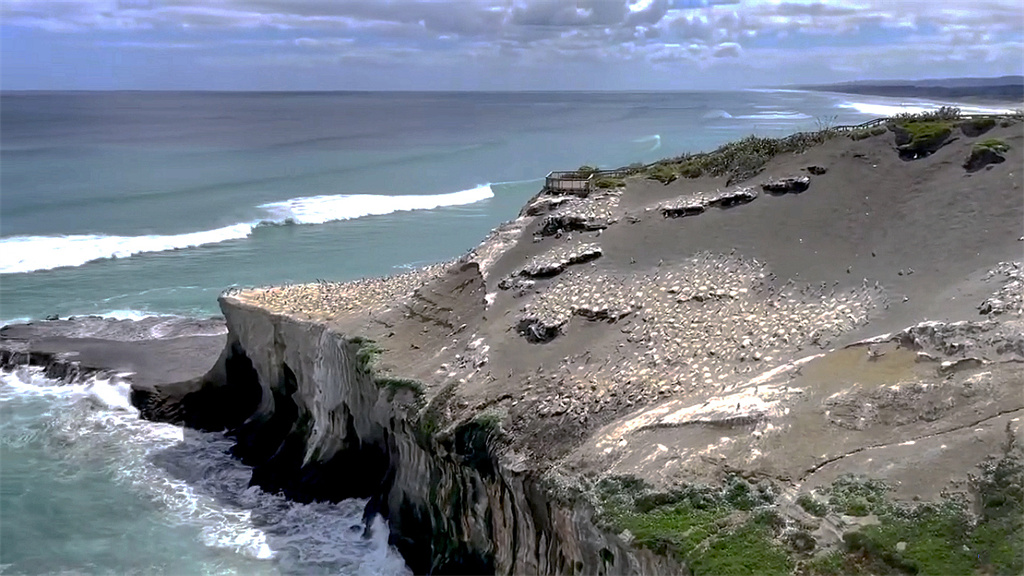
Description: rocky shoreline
3,114,1023,575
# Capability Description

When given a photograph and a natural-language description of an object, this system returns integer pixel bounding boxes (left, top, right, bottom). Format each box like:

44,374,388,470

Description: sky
1,0,1022,90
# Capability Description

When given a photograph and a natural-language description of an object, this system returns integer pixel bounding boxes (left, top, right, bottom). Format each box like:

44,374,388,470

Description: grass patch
827,451,1024,575
844,501,975,576
594,176,625,189
797,493,828,517
689,522,792,576
595,458,1022,576
895,120,954,157
678,161,703,178
974,138,1010,153
376,376,425,403
892,106,962,122
597,476,784,575
805,550,851,575
350,337,383,373
849,129,873,141
641,129,838,185
821,475,890,517
646,163,678,184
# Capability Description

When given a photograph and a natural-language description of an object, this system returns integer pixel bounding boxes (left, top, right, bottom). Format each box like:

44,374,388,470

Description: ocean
0,90,1010,574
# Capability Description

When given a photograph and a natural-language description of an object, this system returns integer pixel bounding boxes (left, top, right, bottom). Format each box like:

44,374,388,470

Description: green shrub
894,120,954,157
575,165,599,178
678,162,703,178
797,493,828,517
892,106,961,122
688,522,792,576
870,125,887,136
594,176,625,188
646,163,678,184
804,551,849,575
974,138,1010,154
352,338,383,372
377,377,425,401
849,129,872,141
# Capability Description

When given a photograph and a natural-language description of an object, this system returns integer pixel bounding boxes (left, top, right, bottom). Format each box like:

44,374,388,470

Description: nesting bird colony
516,252,886,411
538,190,622,236
236,262,452,318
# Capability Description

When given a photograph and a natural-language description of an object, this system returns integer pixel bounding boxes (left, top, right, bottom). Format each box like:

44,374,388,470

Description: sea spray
0,368,412,575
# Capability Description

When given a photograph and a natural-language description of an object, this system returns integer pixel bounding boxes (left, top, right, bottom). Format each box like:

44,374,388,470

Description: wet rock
806,165,828,175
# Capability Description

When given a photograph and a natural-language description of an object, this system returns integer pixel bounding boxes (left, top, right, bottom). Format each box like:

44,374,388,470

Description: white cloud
1,0,1021,86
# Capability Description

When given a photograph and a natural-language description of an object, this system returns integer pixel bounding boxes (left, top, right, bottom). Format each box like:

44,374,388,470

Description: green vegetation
805,550,849,575
377,377,425,403
594,176,625,189
689,522,792,576
646,163,678,184
797,493,828,517
472,408,505,435
414,380,458,443
821,475,889,517
642,129,837,185
844,501,976,576
961,116,997,136
351,337,383,372
892,106,962,122
597,476,787,576
574,164,600,178
594,452,1022,576
974,138,1010,153
850,125,889,140
894,120,954,156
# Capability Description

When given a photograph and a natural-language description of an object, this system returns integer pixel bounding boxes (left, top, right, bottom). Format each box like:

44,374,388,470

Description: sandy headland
3,110,1023,575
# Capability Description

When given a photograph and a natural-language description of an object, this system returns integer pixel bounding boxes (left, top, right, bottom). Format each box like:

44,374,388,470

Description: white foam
736,111,813,120
0,368,412,574
633,134,662,152
258,184,494,225
703,109,734,119
0,223,254,274
1,185,496,275
838,99,1018,117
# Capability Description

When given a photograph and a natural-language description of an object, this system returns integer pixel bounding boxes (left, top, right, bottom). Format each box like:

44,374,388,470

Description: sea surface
0,90,1012,574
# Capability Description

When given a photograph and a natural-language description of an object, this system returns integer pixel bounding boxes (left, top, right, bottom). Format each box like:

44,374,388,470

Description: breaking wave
632,134,662,152
0,185,495,274
0,367,411,574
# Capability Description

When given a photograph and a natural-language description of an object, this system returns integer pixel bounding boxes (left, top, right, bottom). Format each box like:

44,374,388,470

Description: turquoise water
2,90,995,574
0,89,959,322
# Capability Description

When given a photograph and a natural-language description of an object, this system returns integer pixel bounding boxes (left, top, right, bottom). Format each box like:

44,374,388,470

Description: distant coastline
791,75,1024,103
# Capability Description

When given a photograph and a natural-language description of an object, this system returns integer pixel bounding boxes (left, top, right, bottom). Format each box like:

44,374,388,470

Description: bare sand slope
223,119,1022,499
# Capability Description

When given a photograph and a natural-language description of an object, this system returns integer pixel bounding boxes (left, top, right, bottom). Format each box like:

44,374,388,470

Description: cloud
1,0,1021,89
712,41,741,57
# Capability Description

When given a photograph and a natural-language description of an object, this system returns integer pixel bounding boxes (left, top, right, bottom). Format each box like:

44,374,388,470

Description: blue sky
2,0,1022,90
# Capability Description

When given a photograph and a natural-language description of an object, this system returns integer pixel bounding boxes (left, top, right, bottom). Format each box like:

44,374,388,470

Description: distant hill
792,76,1024,102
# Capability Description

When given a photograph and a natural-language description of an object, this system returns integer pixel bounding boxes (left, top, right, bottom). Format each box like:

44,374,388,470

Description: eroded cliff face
215,295,683,575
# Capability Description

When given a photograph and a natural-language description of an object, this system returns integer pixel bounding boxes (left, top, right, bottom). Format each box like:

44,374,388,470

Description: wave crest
258,184,493,226
0,185,495,274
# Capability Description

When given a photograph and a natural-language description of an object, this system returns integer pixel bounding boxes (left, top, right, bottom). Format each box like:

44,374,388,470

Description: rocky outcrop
964,146,1006,172
761,176,810,195
658,186,759,218
197,282,682,575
